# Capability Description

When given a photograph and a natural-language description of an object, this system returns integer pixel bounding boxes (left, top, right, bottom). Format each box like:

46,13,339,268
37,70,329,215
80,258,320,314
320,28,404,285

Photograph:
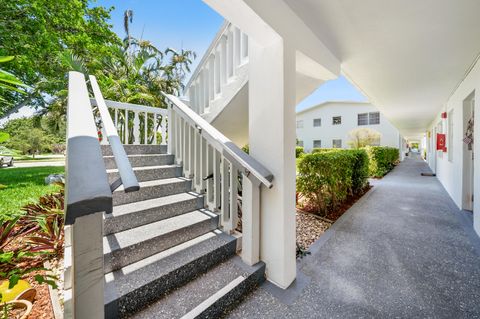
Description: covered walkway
228,155,480,318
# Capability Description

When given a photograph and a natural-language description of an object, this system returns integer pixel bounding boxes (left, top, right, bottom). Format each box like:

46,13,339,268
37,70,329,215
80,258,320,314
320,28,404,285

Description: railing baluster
229,165,238,233
133,111,140,145
144,112,148,144
206,143,214,210
194,130,202,192
161,115,167,145
213,149,221,211
241,175,260,265
221,157,230,231
125,109,129,145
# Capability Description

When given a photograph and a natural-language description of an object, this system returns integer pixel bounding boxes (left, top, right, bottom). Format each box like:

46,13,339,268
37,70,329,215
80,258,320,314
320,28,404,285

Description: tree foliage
347,127,382,149
0,0,121,116
1,117,64,156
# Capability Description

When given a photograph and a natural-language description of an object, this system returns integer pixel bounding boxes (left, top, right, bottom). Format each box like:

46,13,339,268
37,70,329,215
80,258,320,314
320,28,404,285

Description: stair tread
104,209,217,254
106,164,180,174
129,256,262,319
103,154,170,159
104,230,235,305
114,178,189,193
108,192,201,218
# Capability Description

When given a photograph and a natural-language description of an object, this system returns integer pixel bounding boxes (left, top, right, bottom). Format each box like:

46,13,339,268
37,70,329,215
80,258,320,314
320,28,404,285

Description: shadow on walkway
228,155,480,318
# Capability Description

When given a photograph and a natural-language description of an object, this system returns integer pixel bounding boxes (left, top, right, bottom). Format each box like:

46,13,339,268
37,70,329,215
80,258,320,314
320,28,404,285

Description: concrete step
104,230,237,319
104,192,204,235
130,256,265,319
104,209,219,273
113,178,191,206
101,144,167,156
107,165,182,183
104,154,174,169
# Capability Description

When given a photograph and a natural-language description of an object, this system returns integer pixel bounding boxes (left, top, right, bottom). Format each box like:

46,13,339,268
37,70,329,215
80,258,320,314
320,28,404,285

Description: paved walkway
228,155,480,318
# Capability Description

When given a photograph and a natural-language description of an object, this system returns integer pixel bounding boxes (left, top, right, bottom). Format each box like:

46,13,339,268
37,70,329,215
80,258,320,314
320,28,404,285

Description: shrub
364,146,399,177
295,147,304,158
344,149,370,194
311,148,337,154
297,151,354,215
242,144,249,154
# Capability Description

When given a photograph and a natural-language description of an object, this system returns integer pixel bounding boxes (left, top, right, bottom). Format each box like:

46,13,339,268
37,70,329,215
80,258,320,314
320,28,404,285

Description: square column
248,38,297,288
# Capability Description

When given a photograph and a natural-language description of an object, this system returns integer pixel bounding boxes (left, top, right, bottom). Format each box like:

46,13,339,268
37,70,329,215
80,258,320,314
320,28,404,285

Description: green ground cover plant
0,166,64,218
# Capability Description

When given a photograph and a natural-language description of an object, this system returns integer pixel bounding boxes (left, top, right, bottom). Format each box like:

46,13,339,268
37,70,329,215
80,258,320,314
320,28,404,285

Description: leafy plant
20,185,65,255
348,127,381,148
364,146,399,177
297,151,354,215
296,147,304,158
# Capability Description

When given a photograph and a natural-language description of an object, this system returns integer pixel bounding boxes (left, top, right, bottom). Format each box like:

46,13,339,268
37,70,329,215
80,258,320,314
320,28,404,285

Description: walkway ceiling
285,0,480,139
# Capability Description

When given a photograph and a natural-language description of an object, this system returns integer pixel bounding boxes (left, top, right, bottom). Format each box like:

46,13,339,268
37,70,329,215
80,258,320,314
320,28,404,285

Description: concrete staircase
101,144,266,319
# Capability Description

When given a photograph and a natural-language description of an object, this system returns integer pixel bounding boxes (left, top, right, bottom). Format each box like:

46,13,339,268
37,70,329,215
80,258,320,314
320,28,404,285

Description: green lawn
0,166,65,218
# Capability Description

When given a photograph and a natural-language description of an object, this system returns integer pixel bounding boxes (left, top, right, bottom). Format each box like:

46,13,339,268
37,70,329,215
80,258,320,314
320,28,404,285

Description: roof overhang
285,0,480,139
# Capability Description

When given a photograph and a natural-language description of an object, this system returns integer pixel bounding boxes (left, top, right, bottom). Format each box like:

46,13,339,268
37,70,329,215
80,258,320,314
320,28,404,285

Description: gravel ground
296,210,331,249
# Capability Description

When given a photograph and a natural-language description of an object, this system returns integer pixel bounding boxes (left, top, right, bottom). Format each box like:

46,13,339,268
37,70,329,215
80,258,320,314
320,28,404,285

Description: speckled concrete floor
227,154,480,318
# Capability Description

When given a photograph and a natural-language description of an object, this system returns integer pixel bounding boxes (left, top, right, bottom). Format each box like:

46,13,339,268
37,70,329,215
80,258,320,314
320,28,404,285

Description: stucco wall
296,102,400,152
426,58,480,236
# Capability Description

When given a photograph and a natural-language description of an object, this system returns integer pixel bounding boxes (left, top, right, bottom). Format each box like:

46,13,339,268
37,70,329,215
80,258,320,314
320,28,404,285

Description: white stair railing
185,21,249,117
64,72,141,319
90,99,168,145
163,93,273,265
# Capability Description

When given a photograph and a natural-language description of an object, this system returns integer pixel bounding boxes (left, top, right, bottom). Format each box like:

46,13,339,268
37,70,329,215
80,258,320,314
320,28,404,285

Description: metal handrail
163,93,273,189
89,75,140,192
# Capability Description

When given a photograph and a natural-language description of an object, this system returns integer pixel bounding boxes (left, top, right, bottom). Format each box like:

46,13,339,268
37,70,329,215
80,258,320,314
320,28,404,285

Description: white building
296,101,401,152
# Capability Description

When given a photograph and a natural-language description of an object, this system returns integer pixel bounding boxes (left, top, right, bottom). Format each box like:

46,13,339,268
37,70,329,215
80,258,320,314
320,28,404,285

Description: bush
364,146,399,177
296,147,304,158
311,148,337,154
297,151,354,215
345,149,369,193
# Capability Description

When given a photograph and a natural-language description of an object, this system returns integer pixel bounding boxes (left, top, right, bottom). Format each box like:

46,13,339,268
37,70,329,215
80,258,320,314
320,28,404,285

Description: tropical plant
0,56,28,108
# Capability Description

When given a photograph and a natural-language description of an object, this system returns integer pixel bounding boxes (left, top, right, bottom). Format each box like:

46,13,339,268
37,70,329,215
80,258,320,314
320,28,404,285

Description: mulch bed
26,271,55,319
296,184,372,250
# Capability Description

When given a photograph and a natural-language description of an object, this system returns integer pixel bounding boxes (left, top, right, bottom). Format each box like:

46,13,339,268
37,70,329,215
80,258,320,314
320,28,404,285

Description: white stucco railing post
71,212,104,319
241,175,260,265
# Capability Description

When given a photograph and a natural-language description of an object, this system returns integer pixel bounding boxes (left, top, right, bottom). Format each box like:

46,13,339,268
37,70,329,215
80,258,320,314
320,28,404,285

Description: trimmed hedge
297,149,369,215
311,148,337,153
296,147,304,158
364,146,399,177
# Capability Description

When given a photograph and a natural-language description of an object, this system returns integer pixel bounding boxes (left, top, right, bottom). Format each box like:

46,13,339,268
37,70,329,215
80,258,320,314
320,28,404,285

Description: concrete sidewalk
228,155,480,318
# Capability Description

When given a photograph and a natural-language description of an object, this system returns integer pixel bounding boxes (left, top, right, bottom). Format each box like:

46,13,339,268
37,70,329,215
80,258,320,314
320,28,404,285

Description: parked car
0,155,13,167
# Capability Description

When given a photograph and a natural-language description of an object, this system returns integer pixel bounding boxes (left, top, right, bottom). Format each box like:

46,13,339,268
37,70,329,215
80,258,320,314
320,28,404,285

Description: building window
313,118,321,127
313,140,321,148
332,116,342,125
448,110,454,162
297,140,304,147
332,139,342,148
296,120,304,128
358,113,368,126
369,112,380,125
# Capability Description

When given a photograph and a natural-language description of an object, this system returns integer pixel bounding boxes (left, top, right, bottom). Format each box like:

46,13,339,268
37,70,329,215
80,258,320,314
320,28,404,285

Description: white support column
71,212,104,319
248,38,297,289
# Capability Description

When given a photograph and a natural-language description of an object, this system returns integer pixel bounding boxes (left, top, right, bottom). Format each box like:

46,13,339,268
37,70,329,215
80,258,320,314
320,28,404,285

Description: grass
0,166,65,218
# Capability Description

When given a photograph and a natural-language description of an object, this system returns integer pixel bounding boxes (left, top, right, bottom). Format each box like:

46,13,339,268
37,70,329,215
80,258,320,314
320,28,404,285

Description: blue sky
95,0,367,111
